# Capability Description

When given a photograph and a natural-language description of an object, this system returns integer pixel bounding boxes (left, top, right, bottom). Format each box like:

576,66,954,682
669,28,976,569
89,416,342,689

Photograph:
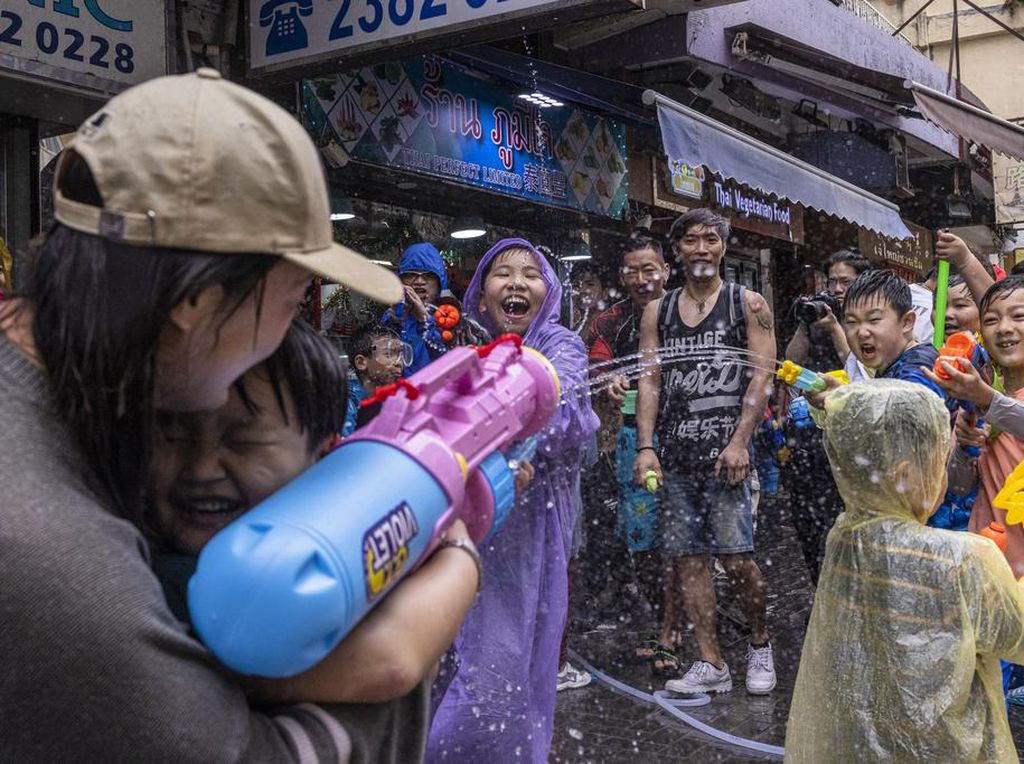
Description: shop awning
447,47,653,126
907,81,1024,162
643,89,913,239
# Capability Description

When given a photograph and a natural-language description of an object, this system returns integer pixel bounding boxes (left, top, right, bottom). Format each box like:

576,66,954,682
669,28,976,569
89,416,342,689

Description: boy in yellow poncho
785,380,1024,762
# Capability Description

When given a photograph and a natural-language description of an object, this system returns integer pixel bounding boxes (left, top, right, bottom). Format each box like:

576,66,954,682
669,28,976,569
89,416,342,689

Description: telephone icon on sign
259,0,313,57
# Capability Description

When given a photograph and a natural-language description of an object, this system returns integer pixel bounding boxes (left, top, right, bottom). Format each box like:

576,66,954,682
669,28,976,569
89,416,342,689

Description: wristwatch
439,536,483,593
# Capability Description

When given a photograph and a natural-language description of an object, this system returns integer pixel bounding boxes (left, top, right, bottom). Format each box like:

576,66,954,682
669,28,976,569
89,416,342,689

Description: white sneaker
665,660,732,694
745,643,776,695
557,662,592,692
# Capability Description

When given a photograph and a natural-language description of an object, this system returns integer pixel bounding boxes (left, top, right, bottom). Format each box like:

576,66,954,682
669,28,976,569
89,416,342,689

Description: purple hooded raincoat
426,239,598,763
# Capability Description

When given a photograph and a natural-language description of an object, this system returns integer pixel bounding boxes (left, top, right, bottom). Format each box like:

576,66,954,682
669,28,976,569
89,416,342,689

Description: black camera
793,291,840,324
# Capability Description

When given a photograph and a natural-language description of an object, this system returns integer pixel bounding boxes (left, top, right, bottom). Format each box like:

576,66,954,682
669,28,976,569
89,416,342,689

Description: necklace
684,282,720,314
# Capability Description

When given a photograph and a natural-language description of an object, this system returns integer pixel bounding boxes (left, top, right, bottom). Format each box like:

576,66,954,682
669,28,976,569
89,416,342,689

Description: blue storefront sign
302,56,629,219
248,0,612,71
0,0,167,91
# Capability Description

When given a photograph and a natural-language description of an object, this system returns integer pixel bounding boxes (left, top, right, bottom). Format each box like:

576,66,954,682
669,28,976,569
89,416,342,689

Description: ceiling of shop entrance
327,160,623,241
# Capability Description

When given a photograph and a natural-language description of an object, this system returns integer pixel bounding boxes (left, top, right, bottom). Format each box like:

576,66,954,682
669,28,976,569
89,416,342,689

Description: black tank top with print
655,282,750,469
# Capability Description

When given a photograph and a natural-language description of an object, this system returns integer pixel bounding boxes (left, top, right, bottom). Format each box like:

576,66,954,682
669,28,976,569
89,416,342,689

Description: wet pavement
551,490,1024,762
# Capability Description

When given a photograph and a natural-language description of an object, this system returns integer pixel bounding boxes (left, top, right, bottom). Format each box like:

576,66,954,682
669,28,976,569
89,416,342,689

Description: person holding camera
785,249,870,372
782,250,872,586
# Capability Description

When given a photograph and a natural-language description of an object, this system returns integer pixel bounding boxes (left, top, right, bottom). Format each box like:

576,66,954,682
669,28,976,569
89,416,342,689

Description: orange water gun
435,304,460,344
935,332,986,457
979,522,1009,553
933,331,976,379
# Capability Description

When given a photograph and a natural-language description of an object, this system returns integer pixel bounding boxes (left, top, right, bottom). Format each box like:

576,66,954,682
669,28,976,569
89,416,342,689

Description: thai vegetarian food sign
302,56,629,218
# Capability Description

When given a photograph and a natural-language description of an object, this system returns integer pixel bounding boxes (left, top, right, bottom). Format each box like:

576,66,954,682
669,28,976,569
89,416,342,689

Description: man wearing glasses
581,228,672,669
784,249,872,375
385,242,488,375
782,249,872,586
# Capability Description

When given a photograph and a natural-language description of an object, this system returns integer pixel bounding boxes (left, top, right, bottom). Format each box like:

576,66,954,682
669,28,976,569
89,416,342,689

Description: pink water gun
189,335,560,677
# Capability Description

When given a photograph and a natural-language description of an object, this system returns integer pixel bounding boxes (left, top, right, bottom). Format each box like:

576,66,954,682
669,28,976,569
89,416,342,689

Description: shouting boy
838,269,946,402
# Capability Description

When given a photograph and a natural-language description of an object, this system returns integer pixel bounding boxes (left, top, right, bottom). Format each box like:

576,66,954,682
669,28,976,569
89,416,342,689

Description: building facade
871,0,1024,262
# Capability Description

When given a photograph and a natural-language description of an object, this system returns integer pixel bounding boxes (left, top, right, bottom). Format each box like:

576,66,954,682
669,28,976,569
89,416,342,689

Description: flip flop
651,646,681,677
633,638,660,663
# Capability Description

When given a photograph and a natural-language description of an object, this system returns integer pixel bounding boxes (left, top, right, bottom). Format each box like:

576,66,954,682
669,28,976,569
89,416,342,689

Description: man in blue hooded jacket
383,242,488,375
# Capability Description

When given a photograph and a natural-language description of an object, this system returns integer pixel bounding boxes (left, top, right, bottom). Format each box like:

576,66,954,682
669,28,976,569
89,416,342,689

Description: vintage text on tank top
655,283,750,466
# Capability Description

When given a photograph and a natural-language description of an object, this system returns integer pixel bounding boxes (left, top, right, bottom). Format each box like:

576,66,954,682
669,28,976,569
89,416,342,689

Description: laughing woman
0,71,403,760
426,239,599,763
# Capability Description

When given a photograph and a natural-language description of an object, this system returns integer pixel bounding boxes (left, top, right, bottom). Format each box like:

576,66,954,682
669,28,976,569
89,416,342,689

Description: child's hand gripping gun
934,331,986,457
187,335,560,678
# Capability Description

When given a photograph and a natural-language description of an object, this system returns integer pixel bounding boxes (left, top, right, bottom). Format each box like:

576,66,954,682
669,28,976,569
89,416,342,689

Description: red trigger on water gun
435,304,460,344
934,331,975,379
361,378,420,407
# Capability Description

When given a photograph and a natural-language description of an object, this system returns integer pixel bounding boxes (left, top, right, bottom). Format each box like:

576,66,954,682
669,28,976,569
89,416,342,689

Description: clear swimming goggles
371,339,414,367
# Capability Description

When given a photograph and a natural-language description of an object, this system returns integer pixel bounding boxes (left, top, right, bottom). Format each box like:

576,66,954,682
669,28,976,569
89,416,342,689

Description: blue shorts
660,468,753,557
614,425,659,553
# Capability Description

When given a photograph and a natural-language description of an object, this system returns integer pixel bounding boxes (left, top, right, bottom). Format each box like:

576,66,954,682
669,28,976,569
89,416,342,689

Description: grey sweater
0,336,363,762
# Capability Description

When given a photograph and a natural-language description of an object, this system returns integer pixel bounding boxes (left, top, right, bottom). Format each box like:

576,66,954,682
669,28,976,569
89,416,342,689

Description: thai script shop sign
995,147,1024,225
858,220,932,276
250,0,589,72
0,0,166,90
303,57,629,218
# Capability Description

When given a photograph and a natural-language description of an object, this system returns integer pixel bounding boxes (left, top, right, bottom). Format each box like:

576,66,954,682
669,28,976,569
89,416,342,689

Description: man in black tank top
634,209,778,696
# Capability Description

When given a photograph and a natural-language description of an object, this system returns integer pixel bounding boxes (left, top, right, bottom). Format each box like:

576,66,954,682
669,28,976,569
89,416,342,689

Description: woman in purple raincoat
427,239,598,762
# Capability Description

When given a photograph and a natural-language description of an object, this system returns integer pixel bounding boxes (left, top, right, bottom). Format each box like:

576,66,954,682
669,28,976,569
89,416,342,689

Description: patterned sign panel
303,57,628,218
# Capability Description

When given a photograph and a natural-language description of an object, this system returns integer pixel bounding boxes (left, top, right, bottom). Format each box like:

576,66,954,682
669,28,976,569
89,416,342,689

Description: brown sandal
651,646,681,677
633,638,660,663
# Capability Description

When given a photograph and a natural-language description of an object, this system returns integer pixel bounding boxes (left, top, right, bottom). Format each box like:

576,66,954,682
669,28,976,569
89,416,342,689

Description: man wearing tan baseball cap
54,66,401,305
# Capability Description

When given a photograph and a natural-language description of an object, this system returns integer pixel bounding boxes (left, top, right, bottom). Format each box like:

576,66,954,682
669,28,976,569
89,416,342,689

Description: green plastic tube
933,259,950,350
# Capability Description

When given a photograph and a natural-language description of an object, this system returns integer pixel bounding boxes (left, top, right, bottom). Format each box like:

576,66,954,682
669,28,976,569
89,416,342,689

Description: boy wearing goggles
343,324,410,436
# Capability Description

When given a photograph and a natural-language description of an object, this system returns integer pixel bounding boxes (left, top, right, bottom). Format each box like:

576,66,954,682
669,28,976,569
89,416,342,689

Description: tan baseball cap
53,68,401,305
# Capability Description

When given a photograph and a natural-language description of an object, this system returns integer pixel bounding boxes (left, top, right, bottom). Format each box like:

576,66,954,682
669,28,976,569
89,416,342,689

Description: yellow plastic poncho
785,380,1024,763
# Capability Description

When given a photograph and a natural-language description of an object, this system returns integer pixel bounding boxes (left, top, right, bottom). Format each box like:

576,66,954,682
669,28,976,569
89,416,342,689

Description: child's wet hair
980,274,1024,314
843,269,911,315
347,322,400,361
481,244,539,281
236,319,347,453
